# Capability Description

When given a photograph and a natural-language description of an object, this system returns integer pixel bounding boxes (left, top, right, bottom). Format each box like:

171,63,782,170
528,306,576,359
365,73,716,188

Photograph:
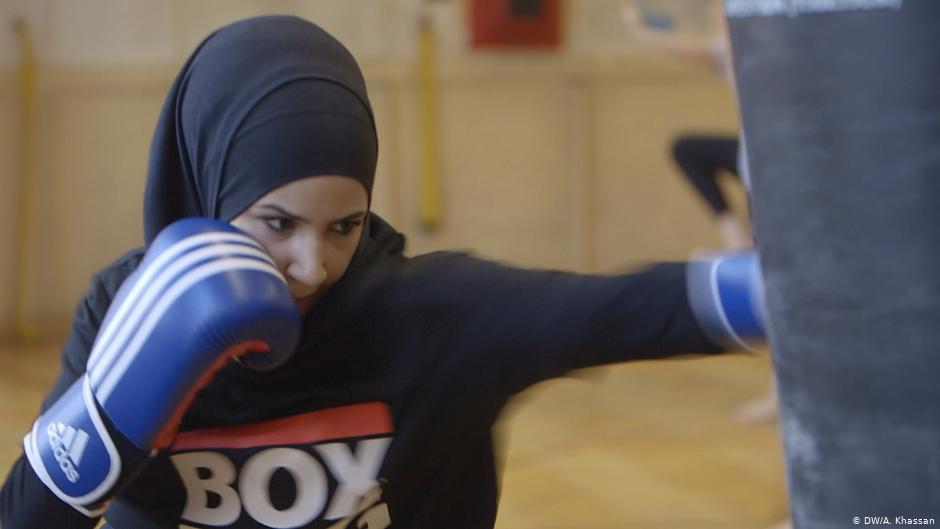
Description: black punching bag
727,0,940,526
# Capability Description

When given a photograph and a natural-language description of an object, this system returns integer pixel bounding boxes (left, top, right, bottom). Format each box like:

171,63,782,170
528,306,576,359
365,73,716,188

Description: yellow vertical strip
13,18,39,342
417,13,442,230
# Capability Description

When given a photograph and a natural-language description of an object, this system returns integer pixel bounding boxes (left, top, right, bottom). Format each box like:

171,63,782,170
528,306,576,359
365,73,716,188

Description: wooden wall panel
592,67,742,270
0,72,17,336
37,80,164,324
0,56,743,334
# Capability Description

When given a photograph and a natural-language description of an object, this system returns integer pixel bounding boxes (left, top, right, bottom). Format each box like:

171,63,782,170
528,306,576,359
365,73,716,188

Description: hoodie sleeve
0,251,142,529
382,253,726,394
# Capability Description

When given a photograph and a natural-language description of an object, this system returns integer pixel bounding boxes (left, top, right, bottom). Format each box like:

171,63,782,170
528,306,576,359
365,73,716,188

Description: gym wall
0,0,739,336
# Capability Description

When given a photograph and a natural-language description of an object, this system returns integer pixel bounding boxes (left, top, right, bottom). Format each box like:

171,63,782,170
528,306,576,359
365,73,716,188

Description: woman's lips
293,293,318,312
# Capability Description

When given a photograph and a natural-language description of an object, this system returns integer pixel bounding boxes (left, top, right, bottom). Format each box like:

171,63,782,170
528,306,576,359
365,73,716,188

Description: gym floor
0,343,787,528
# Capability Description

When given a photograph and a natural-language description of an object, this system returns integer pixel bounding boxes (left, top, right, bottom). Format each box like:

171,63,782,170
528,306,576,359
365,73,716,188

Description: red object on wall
469,0,561,48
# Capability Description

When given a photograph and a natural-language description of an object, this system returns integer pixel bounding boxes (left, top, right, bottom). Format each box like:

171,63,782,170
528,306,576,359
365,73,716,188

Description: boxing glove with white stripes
687,251,768,351
23,218,301,516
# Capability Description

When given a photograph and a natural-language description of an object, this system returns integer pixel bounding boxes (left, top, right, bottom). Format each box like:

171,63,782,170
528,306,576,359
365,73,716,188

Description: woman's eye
333,220,361,235
264,218,292,232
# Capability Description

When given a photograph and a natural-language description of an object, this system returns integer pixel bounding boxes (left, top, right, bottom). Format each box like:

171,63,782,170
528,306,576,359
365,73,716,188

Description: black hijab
142,15,404,291
144,15,379,243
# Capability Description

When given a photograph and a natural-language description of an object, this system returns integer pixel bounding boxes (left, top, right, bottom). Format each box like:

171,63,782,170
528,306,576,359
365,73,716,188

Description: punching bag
727,0,940,527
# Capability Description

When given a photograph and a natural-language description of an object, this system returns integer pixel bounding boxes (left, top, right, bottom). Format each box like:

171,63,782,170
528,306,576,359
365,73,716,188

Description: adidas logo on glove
45,422,90,483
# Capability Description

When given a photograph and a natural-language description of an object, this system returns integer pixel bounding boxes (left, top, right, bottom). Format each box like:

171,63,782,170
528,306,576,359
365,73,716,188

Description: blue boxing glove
687,251,767,351
23,218,301,516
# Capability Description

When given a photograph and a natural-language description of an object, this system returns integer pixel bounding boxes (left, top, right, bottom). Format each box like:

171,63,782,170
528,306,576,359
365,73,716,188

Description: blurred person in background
623,3,791,528
621,0,780,426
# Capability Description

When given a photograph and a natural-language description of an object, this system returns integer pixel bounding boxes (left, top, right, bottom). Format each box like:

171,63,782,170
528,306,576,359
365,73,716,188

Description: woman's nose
288,260,327,289
285,240,328,289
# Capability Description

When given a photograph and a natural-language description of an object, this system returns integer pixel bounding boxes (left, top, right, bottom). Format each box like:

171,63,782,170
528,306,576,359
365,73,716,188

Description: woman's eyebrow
335,210,367,223
258,204,305,221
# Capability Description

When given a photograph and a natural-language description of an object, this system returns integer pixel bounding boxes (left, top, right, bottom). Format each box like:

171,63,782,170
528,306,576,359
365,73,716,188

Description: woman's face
230,175,368,315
